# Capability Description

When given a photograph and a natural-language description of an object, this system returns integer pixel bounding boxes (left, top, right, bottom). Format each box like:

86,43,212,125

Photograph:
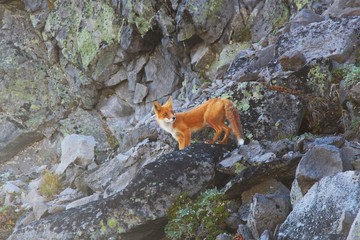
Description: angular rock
279,50,306,71
226,82,304,141
278,17,360,63
247,193,291,239
237,224,255,240
249,0,289,42
99,95,134,118
323,0,360,17
105,67,128,87
133,83,149,104
55,134,96,175
289,8,324,32
241,178,290,204
180,0,234,43
190,45,216,71
65,193,100,210
9,144,231,240
0,117,43,163
277,171,360,240
144,46,181,102
347,209,360,240
225,156,301,198
295,144,343,195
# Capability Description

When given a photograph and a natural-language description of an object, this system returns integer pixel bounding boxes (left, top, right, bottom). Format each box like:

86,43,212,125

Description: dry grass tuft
39,170,63,200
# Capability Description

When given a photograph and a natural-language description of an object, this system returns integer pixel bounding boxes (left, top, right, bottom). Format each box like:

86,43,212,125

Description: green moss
107,218,118,228
77,29,97,68
271,2,289,28
126,0,153,36
44,0,119,69
308,65,331,97
294,0,308,10
165,188,229,240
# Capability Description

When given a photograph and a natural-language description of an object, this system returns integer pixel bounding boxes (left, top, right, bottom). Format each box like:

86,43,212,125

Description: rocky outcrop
278,171,360,240
1,0,360,239
9,144,230,240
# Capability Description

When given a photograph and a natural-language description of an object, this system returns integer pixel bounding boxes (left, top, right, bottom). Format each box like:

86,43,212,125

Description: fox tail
224,100,244,145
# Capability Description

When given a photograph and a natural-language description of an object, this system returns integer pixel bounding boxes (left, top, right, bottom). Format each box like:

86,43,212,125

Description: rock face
1,0,360,239
278,171,360,240
9,144,230,240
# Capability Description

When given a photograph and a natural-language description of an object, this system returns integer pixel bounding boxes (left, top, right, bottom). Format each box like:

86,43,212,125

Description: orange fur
153,96,244,150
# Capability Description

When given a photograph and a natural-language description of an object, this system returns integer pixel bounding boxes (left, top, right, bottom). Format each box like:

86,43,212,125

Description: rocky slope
0,0,360,239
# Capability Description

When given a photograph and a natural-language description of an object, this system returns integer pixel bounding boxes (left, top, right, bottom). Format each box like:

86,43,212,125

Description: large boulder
277,171,360,240
176,0,234,43
278,17,360,63
9,144,231,240
295,144,343,195
225,82,305,141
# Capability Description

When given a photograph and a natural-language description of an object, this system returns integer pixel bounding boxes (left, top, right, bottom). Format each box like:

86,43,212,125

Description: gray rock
99,95,134,118
259,229,273,240
225,81,304,142
0,117,43,163
278,17,360,63
277,171,360,240
226,155,301,198
241,178,290,205
289,178,303,206
144,46,181,102
55,134,96,175
295,144,343,195
323,0,360,17
247,193,291,239
180,0,234,43
190,45,216,71
9,144,230,240
249,0,289,42
290,8,324,32
133,83,149,104
347,209,360,240
237,224,255,240
215,233,232,240
65,193,100,210
105,67,128,87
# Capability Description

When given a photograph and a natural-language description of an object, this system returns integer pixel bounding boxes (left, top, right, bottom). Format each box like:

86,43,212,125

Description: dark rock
225,155,302,198
247,193,291,239
0,118,43,163
249,0,289,42
179,0,235,44
295,144,343,195
237,224,255,240
289,8,324,32
323,0,360,17
227,81,305,141
241,178,290,205
279,50,307,71
9,144,231,240
347,209,360,240
278,171,360,240
278,17,360,63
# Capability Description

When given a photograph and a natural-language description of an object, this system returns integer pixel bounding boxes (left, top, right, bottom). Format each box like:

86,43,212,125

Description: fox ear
165,96,173,107
153,101,162,112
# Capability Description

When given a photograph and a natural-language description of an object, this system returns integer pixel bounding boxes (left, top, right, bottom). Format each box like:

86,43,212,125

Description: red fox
153,96,244,150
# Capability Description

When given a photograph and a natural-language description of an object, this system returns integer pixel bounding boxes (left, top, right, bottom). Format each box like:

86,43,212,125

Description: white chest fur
158,120,177,139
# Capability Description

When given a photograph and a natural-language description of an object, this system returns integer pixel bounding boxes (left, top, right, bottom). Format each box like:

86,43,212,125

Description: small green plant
332,64,360,87
0,204,23,239
344,65,360,87
39,170,63,200
165,188,229,240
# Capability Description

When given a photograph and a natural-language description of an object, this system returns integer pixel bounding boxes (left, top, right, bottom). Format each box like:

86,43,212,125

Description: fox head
153,96,176,123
